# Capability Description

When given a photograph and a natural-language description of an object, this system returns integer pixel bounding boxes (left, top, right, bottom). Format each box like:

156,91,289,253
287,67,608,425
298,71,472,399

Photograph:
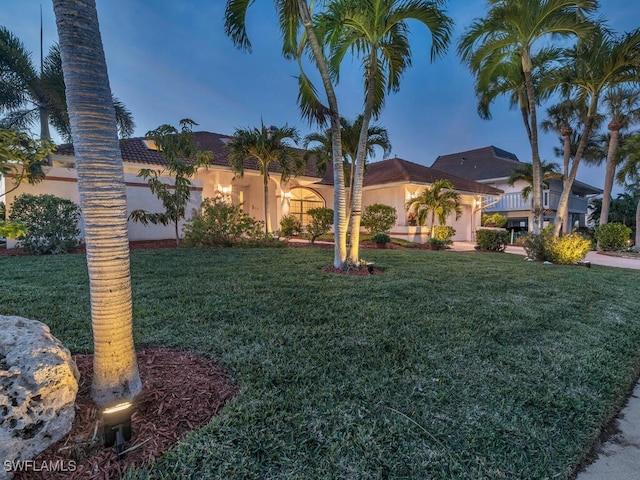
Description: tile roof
430,145,522,181
55,132,320,178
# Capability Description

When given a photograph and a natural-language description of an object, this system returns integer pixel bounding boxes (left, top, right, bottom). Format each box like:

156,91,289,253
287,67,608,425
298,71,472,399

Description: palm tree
404,179,462,237
616,133,640,251
0,26,135,141
225,0,349,268
458,0,598,234
507,161,563,224
552,25,640,236
53,0,141,408
228,122,301,233
318,0,452,262
303,114,392,203
598,86,640,226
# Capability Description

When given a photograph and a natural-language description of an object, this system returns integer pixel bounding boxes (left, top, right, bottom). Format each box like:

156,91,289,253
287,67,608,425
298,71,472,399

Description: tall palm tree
318,0,452,262
458,0,598,234
552,25,640,236
507,160,563,202
598,86,640,226
404,179,462,237
0,26,135,141
225,0,349,268
616,133,640,251
53,0,141,408
228,122,301,233
303,114,392,202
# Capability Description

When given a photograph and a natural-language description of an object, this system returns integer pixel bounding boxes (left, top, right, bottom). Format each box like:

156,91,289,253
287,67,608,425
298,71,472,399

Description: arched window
289,187,325,226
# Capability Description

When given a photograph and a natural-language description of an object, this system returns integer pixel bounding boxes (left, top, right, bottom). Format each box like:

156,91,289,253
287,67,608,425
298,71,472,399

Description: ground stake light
102,402,133,456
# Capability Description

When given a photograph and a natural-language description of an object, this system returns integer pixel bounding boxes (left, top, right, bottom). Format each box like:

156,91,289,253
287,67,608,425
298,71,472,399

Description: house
1,132,503,246
431,146,602,232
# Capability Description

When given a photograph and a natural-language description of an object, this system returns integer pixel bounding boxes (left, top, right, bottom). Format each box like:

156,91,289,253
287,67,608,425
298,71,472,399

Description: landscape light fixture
102,402,133,456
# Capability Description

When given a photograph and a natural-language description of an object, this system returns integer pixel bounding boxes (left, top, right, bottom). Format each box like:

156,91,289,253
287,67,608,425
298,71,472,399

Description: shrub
482,213,507,228
427,237,446,250
306,207,333,244
361,204,397,234
520,228,591,264
432,225,456,244
183,198,267,247
475,228,509,251
279,214,302,238
371,232,391,248
9,194,80,254
594,222,632,251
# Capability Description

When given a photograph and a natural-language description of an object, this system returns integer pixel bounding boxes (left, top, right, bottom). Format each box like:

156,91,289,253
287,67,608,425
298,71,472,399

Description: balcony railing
484,191,588,213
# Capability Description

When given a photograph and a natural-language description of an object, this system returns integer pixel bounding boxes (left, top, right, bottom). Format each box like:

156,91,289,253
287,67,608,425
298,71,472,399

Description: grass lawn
1,247,639,479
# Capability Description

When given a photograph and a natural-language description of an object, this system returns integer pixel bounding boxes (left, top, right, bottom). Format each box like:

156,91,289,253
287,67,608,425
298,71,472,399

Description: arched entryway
289,187,325,226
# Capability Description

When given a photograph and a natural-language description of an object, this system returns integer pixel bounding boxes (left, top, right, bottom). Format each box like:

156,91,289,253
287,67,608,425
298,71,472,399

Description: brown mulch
14,348,239,480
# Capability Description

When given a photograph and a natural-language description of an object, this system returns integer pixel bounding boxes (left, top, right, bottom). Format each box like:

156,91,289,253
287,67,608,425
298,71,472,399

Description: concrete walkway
449,241,640,478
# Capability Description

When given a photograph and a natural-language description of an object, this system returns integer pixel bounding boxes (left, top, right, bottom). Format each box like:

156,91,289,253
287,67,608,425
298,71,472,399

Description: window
289,188,325,226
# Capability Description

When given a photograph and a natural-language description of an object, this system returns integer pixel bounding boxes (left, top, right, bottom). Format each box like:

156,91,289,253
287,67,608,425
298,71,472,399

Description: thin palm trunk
522,55,542,234
53,0,141,408
264,175,271,233
39,105,51,141
554,98,599,237
561,128,572,233
599,125,621,225
635,198,640,252
298,0,347,268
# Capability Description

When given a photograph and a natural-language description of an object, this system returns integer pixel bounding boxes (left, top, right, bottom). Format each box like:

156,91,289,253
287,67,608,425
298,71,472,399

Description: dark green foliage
521,228,592,264
594,222,632,251
279,214,302,238
371,232,391,246
361,203,397,234
183,198,270,247
427,237,447,249
481,213,507,227
476,228,509,251
305,207,333,244
9,193,80,254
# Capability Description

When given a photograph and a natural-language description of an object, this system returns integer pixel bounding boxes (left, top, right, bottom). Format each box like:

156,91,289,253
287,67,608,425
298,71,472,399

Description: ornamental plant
361,204,397,234
476,228,509,251
594,223,632,251
279,214,302,238
371,232,391,248
306,207,333,244
432,225,456,245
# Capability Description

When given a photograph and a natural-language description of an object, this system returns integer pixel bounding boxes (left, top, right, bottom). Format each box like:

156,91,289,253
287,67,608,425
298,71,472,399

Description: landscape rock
0,316,79,479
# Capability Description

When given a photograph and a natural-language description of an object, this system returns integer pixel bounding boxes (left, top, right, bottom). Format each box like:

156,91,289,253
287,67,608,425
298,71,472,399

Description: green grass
1,247,639,479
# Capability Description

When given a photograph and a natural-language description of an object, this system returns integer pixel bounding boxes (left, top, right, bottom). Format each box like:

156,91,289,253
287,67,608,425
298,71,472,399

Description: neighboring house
1,132,503,246
431,146,602,233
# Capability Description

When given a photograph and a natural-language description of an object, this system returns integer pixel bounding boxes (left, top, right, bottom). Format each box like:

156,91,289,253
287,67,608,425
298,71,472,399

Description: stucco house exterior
2,132,504,246
431,146,602,233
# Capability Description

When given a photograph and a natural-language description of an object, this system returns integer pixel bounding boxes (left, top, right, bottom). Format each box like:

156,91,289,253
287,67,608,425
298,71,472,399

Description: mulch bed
14,348,239,480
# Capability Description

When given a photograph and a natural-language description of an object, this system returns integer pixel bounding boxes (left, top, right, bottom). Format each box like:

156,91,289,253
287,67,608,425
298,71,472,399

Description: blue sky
2,1,639,194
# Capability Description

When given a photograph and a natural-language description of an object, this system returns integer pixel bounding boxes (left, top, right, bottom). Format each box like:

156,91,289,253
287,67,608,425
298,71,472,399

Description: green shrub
279,214,302,238
9,193,80,254
520,232,549,261
548,233,592,264
594,222,632,251
371,232,391,247
482,213,507,227
432,225,456,244
427,237,446,250
0,220,27,240
361,204,397,234
475,228,509,251
183,198,267,247
306,207,333,244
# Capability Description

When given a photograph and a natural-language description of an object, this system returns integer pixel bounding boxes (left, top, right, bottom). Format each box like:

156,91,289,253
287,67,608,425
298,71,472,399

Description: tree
404,179,462,237
0,128,53,198
225,0,349,268
598,86,640,226
227,122,300,234
552,25,640,236
0,27,135,141
303,114,391,206
318,0,452,262
616,133,640,250
129,119,212,246
458,0,597,234
507,160,563,202
53,0,141,408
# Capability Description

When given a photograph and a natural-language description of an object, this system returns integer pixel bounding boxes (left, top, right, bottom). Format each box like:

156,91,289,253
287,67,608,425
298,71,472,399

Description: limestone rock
0,316,79,479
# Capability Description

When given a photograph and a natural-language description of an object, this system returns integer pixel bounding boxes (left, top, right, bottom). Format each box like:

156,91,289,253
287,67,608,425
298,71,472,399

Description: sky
2,0,639,195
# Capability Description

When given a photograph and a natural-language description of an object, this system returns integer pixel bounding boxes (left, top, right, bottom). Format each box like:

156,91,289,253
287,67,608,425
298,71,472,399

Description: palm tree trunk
39,105,51,141
599,127,621,226
298,1,347,268
522,52,542,235
635,197,640,252
554,97,599,237
264,174,271,233
53,0,141,408
562,130,572,233
348,67,376,262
